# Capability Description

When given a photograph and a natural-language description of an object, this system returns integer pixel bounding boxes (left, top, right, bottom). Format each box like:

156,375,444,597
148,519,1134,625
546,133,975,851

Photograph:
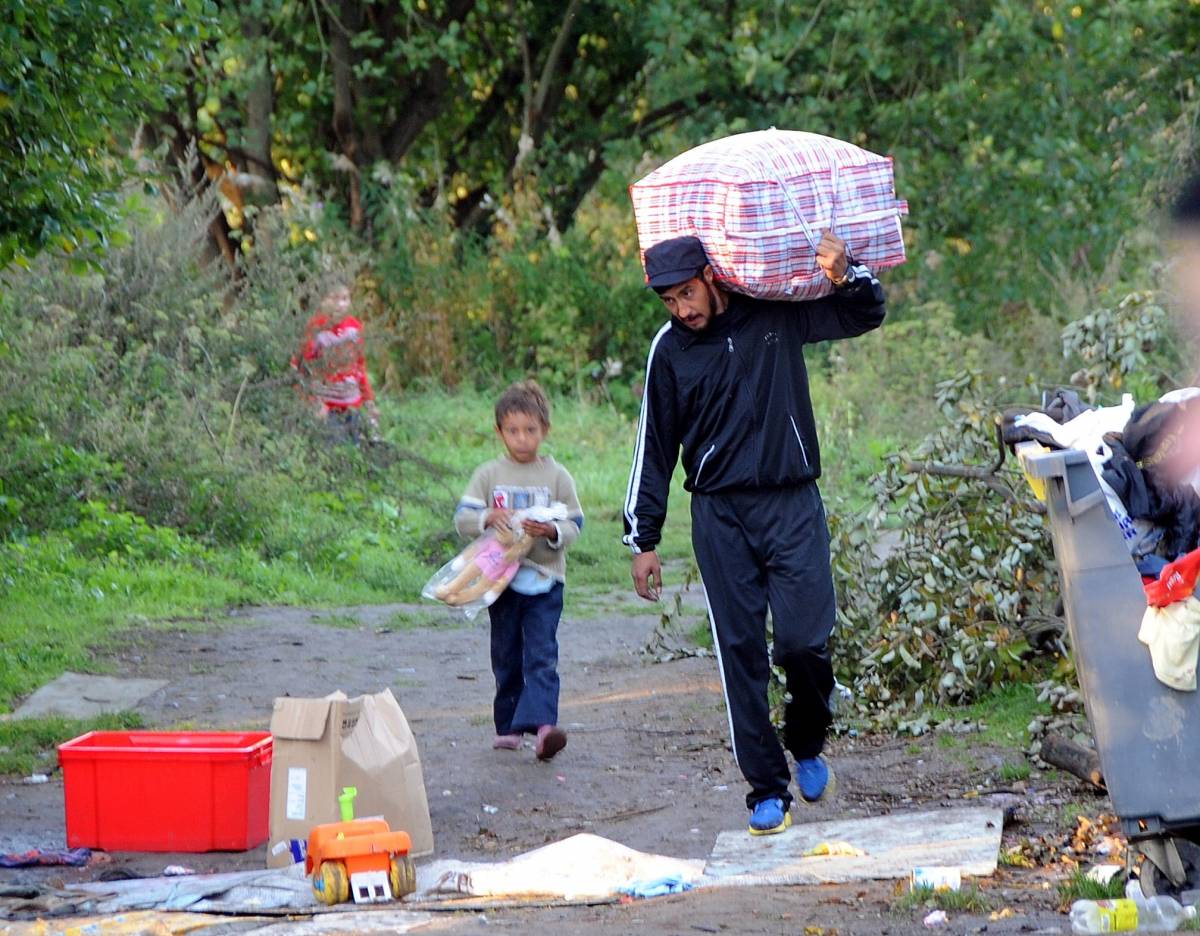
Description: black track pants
690,483,836,810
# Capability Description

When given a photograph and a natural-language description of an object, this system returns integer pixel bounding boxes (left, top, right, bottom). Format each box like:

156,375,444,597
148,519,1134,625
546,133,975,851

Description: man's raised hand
816,231,850,283
632,550,663,601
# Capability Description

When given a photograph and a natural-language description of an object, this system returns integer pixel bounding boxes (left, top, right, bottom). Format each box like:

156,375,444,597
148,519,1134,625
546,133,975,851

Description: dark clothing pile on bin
1005,388,1200,690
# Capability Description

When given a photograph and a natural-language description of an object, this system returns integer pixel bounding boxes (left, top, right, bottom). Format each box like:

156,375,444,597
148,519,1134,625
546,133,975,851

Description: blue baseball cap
644,236,710,289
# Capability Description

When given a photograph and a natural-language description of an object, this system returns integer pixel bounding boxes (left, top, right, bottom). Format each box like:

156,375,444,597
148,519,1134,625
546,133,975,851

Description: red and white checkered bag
630,129,909,301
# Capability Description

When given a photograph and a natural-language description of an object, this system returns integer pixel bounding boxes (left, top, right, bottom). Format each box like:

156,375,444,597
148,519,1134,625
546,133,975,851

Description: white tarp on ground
701,807,1004,887
421,833,706,901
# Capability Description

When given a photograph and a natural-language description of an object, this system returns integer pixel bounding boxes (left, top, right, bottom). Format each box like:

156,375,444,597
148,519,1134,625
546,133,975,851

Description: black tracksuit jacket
622,271,886,553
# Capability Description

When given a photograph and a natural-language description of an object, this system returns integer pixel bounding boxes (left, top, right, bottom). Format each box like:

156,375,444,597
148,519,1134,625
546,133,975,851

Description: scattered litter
555,775,566,782
163,865,196,876
23,773,49,784
990,907,1016,921
442,790,453,797
0,847,91,868
911,866,961,891
713,785,729,792
1085,864,1122,885
482,805,499,815
619,875,694,898
805,841,866,858
923,909,948,927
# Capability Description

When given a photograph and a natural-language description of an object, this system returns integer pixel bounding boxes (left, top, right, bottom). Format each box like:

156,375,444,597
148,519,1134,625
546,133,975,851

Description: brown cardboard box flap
267,689,433,866
269,695,336,740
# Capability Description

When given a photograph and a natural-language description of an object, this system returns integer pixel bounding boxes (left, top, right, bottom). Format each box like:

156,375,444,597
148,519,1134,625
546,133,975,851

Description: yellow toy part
390,854,418,898
313,858,350,905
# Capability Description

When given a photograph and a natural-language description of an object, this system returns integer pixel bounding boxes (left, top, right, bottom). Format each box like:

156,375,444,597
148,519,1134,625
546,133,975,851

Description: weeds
1000,761,1032,782
312,613,362,630
0,712,145,776
1057,868,1125,904
895,884,993,914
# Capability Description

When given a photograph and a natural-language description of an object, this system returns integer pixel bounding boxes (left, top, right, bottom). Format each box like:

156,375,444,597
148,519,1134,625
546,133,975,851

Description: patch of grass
906,742,923,755
999,760,1032,782
956,752,982,771
1060,802,1090,826
895,884,994,914
377,610,456,631
0,712,145,776
311,612,362,629
689,619,714,650
937,733,963,749
930,683,1051,748
1057,868,1125,904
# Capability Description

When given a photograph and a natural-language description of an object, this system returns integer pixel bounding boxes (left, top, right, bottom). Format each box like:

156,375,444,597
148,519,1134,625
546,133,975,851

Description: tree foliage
830,371,1059,729
0,0,214,268
7,0,1199,345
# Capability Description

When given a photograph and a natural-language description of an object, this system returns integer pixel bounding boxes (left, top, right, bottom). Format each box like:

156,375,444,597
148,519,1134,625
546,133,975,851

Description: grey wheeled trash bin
1018,444,1200,901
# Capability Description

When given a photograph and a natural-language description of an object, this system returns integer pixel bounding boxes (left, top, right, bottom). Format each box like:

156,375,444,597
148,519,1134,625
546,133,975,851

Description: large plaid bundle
630,129,908,300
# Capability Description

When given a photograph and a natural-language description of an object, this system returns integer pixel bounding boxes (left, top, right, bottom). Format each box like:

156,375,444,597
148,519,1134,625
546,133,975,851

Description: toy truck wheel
313,859,350,905
389,855,417,898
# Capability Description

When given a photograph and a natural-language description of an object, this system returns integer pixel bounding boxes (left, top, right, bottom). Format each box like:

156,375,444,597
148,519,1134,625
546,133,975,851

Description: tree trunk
380,0,478,163
240,12,278,202
330,0,365,231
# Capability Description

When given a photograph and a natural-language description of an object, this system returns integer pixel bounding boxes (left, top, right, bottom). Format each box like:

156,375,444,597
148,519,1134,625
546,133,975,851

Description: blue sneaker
795,756,833,802
748,797,792,836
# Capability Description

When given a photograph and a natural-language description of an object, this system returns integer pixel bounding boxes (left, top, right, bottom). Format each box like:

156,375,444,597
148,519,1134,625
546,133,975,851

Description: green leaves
0,0,215,269
830,371,1057,728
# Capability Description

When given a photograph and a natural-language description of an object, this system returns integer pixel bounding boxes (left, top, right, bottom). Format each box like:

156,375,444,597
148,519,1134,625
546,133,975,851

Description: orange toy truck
306,818,417,905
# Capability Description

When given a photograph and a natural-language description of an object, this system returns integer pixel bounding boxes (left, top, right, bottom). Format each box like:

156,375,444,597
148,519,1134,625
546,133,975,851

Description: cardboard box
267,689,433,867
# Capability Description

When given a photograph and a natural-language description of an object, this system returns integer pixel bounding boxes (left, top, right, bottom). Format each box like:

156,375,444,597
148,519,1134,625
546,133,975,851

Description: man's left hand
816,231,850,283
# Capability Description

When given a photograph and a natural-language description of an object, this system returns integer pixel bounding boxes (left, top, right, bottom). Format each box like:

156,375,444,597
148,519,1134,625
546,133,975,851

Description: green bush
830,371,1057,729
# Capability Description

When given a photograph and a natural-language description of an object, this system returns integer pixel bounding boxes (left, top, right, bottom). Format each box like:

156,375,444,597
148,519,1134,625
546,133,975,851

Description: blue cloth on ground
618,875,695,898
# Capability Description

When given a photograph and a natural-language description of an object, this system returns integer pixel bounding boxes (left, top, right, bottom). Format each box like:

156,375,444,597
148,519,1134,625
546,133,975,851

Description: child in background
454,381,584,760
292,282,381,442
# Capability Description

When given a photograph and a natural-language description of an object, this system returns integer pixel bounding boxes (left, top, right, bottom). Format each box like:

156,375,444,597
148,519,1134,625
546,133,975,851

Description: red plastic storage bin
58,730,272,852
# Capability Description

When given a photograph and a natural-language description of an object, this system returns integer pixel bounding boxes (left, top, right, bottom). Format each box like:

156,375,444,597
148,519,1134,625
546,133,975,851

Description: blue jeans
488,583,563,734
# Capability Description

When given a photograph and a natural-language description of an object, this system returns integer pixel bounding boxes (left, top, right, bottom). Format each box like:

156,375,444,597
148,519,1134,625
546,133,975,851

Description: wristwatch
833,263,857,288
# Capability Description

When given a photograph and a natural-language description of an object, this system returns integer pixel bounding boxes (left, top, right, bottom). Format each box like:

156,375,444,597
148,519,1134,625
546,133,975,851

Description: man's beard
691,282,720,330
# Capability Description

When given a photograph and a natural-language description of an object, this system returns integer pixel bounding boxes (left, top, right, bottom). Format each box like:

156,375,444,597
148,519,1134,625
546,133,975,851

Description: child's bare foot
493,734,521,750
535,725,567,761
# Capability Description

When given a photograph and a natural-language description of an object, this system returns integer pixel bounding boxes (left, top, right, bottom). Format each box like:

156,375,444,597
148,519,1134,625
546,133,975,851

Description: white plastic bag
422,504,568,619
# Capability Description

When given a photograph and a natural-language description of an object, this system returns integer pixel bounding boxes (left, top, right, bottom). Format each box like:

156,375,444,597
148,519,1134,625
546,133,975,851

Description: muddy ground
0,593,1111,934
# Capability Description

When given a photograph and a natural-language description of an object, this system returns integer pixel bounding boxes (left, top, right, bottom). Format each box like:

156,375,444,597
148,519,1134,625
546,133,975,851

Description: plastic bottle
1070,896,1197,933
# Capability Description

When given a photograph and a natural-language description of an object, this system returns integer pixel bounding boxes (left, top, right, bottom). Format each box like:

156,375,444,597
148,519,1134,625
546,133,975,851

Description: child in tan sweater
454,381,584,760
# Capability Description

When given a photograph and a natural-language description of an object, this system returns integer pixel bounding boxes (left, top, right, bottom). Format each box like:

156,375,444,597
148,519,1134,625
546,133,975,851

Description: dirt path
0,598,1105,933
